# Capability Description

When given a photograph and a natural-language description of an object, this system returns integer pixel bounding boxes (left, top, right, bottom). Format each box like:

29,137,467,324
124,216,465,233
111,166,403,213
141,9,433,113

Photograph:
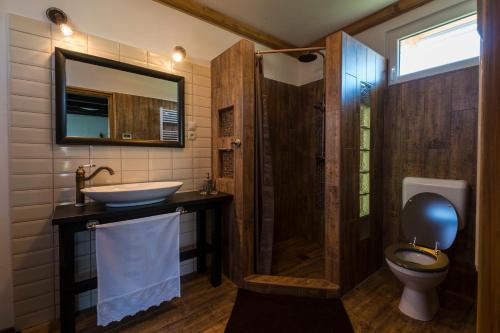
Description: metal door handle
231,138,241,148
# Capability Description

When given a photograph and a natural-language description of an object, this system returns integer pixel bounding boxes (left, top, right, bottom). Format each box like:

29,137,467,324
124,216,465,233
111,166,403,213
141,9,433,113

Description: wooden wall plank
400,81,424,162
264,78,324,244
423,76,451,149
324,32,343,286
300,80,326,244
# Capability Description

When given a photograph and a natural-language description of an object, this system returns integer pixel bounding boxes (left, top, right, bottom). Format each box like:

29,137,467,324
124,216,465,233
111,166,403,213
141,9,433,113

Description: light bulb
172,52,183,62
60,23,73,37
172,46,186,62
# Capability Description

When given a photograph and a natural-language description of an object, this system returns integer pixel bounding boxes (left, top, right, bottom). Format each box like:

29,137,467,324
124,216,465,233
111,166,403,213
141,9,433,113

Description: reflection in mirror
55,48,184,147
66,60,179,141
66,87,112,138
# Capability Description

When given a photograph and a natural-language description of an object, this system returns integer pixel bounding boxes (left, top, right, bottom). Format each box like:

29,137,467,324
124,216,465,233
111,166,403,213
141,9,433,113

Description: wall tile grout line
8,93,50,100
9,78,51,85
8,45,51,54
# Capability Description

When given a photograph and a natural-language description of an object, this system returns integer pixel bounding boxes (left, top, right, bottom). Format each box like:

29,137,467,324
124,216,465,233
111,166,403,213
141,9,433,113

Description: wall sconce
46,7,73,36
172,46,187,62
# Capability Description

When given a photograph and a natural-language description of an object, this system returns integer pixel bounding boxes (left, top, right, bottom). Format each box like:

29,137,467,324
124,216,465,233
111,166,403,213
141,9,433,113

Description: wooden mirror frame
55,47,185,147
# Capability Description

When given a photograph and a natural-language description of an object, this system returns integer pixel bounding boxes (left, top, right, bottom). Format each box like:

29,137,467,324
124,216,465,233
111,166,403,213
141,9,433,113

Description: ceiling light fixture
46,7,73,37
172,46,187,62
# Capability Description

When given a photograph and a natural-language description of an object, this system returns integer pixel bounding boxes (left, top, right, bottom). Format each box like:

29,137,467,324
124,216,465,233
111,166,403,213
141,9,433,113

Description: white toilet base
399,285,439,321
386,258,447,322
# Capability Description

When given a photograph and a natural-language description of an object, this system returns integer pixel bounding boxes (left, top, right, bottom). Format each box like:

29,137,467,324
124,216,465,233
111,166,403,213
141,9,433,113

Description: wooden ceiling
154,0,434,50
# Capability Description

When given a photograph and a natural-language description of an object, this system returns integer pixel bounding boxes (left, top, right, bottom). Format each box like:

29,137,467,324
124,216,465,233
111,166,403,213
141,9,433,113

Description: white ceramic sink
81,181,183,207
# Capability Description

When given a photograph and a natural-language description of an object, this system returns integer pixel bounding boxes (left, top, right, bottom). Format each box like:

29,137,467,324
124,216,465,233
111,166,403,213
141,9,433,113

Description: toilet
385,177,468,321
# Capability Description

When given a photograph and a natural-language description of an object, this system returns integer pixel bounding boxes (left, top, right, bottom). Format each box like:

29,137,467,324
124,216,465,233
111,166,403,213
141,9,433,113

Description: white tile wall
8,14,212,330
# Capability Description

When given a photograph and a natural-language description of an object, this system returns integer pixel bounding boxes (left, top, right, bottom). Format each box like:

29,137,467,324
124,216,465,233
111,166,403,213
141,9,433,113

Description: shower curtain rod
256,46,325,55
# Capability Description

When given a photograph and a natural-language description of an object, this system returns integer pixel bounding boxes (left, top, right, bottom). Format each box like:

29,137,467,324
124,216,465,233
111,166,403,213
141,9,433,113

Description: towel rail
85,207,190,230
86,220,99,230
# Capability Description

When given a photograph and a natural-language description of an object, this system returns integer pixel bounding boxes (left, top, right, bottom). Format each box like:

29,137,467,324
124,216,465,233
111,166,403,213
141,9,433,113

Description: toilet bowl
385,243,449,321
385,177,468,321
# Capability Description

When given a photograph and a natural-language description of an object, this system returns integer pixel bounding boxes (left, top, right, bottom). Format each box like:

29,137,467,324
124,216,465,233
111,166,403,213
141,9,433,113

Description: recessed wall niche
219,106,234,137
220,150,234,178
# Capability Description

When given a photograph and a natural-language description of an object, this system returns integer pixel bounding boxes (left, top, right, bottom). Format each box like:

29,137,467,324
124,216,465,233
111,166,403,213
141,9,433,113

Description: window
388,1,479,84
359,83,371,218
399,14,479,76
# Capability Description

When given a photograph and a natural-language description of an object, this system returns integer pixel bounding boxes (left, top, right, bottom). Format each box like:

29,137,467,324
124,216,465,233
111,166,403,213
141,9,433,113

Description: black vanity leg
211,206,222,287
59,225,76,333
196,210,207,273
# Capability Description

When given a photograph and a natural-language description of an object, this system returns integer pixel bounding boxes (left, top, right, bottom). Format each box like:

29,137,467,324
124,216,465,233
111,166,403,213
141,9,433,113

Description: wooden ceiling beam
308,0,435,47
153,0,297,50
155,0,435,50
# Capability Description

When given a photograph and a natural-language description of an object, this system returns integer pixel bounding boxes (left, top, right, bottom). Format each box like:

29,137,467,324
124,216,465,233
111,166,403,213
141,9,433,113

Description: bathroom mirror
55,48,185,147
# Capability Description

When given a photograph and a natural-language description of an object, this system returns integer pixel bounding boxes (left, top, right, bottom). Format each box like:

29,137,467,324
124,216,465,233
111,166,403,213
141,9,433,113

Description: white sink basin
81,181,183,207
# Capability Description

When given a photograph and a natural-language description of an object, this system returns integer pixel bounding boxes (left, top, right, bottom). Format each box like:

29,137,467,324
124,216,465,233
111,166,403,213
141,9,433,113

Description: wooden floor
73,274,238,333
35,268,475,333
342,268,476,333
271,237,324,278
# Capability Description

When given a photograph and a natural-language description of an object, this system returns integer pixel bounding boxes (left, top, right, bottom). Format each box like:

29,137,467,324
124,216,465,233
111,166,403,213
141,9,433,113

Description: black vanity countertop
52,191,233,226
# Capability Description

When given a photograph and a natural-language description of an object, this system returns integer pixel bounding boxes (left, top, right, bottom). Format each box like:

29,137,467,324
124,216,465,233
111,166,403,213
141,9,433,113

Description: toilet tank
402,177,468,230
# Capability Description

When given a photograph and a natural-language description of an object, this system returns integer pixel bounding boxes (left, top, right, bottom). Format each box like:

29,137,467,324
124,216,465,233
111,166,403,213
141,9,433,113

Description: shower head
298,53,318,63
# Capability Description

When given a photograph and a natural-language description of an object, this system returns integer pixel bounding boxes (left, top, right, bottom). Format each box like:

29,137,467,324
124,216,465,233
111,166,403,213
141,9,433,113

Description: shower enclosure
256,49,326,279
211,32,386,295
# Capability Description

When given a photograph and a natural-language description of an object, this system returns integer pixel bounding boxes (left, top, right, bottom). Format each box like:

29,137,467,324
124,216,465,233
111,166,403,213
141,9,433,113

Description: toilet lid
401,192,458,250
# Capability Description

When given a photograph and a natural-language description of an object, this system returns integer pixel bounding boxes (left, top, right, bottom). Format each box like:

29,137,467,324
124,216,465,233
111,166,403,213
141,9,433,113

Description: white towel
95,212,181,326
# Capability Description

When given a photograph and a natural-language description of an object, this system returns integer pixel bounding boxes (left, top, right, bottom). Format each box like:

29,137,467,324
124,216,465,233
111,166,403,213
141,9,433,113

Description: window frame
387,0,478,85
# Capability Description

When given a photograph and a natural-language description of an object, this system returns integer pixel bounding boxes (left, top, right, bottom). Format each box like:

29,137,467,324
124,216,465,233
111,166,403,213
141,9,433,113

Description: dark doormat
224,289,354,333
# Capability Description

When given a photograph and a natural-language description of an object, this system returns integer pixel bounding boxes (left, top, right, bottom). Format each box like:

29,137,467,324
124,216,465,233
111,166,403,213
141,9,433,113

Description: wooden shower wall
324,32,386,292
264,78,324,244
211,40,255,285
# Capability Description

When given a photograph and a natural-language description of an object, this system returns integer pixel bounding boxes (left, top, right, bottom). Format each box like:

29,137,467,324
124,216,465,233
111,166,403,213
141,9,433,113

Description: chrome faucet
75,164,115,206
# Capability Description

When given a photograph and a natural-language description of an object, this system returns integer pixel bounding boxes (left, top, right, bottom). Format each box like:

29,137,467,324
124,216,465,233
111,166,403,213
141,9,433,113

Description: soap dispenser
200,173,211,195
200,173,218,195
208,175,218,195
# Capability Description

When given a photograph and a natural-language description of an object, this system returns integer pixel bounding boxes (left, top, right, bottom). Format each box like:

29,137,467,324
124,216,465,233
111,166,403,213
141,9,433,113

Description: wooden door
211,40,255,285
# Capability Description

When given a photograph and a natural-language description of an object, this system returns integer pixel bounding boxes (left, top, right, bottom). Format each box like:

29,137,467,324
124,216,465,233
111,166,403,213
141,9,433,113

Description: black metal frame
55,47,186,147
53,192,229,333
